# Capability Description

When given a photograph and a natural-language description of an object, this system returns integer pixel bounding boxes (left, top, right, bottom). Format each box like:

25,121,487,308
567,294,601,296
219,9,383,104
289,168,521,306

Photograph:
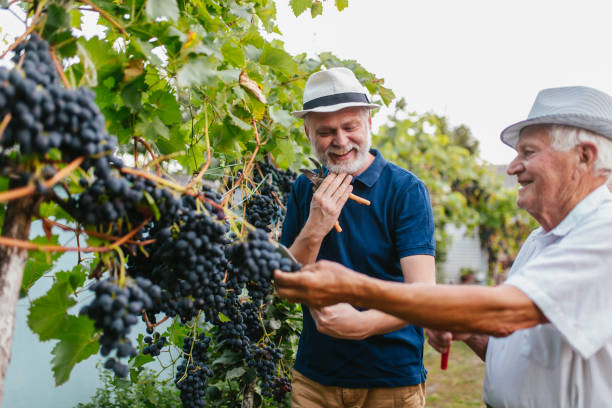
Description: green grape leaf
335,0,349,11
27,281,75,341
133,354,155,368
51,315,99,386
259,44,299,78
21,235,61,297
218,312,230,322
177,57,219,88
70,9,82,29
55,265,87,293
311,1,323,17
226,367,246,380
242,26,264,48
336,0,348,11
44,4,71,35
378,85,395,106
152,91,182,125
146,0,180,23
270,107,295,128
149,116,170,140
212,349,242,366
122,78,144,111
274,137,300,168
290,0,312,16
221,40,246,68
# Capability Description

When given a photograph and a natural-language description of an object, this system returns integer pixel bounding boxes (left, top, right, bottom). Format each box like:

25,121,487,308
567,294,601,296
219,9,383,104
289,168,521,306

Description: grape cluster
271,376,292,403
175,333,213,408
201,184,226,220
246,343,291,402
68,171,184,235
128,209,229,323
143,332,167,357
10,33,59,86
245,192,281,232
227,229,301,305
253,160,297,206
79,277,161,377
1,36,117,162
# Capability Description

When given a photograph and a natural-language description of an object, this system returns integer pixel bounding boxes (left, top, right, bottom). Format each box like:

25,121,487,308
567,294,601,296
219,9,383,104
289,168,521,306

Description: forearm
359,309,410,337
350,278,547,337
288,221,324,265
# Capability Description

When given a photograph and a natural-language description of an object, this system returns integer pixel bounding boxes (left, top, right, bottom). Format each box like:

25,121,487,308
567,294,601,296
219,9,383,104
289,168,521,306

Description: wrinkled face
507,125,579,229
305,107,372,175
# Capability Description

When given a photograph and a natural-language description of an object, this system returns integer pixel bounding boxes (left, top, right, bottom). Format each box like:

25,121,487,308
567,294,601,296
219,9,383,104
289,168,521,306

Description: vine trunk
0,193,41,407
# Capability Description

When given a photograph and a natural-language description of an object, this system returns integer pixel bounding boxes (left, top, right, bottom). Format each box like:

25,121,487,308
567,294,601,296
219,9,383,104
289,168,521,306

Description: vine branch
0,157,85,203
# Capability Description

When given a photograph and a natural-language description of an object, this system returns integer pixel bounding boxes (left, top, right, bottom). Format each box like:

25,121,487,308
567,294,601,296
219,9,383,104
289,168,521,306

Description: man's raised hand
305,172,353,236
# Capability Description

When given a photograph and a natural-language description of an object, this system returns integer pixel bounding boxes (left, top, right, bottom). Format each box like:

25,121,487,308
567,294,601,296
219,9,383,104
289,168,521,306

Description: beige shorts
291,369,426,408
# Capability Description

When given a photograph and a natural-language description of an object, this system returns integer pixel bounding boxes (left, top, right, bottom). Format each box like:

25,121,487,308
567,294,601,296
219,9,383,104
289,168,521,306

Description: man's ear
304,124,311,142
577,142,598,167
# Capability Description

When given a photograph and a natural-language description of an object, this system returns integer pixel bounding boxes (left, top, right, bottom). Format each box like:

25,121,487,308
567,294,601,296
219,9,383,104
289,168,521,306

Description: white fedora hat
291,67,380,118
500,86,612,147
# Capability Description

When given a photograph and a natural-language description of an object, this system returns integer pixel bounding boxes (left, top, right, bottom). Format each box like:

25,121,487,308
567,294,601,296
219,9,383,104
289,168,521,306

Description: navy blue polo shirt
280,149,435,388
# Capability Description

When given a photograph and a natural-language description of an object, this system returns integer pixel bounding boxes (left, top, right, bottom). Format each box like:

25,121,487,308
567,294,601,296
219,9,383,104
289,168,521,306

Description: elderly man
282,67,436,407
276,85,612,407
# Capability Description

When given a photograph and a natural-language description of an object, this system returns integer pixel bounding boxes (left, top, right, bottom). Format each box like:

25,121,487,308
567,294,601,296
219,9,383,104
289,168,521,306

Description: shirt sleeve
394,180,436,258
506,213,612,359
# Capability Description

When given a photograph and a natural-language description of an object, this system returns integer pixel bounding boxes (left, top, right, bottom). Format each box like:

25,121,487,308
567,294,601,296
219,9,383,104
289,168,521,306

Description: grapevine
0,32,301,407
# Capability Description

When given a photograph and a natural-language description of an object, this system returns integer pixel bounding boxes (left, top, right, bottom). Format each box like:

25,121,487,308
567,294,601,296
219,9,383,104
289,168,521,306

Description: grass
423,341,486,407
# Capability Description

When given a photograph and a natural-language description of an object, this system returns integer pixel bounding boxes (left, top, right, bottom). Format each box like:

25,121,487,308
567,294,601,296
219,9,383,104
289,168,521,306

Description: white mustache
327,145,359,155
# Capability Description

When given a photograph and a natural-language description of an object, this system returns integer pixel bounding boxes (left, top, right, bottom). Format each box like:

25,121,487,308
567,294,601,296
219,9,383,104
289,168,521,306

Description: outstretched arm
274,260,547,337
311,255,435,339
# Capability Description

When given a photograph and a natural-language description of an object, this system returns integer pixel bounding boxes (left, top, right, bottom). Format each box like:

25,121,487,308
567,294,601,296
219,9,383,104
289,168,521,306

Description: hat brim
500,113,612,148
291,102,380,118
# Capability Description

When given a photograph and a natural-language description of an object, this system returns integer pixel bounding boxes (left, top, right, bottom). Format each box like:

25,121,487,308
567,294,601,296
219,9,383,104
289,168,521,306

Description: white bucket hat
500,86,612,147
291,67,380,118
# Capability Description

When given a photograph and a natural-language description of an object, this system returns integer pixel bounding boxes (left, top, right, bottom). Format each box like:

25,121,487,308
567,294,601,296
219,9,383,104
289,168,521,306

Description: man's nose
507,155,524,175
332,129,349,146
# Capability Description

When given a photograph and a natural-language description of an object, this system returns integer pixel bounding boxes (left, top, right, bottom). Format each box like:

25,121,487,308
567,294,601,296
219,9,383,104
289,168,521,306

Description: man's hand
274,260,360,307
310,303,370,340
425,329,473,354
304,172,353,238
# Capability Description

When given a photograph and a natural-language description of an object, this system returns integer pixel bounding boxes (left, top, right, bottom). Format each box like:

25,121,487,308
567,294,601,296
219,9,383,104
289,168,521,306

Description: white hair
548,125,612,178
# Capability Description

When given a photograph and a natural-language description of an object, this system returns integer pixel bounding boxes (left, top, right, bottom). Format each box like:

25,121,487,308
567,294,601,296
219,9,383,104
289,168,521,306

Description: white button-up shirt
483,184,612,408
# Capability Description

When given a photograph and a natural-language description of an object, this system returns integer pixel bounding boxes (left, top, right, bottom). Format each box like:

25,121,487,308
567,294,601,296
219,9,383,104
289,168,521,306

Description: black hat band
303,92,370,110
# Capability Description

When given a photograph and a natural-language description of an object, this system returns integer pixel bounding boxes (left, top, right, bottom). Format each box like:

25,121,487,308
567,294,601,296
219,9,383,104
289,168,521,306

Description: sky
2,1,612,164
273,0,612,164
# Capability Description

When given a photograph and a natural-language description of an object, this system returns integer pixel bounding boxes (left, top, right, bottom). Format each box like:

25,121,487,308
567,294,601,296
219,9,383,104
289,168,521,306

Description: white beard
312,131,372,175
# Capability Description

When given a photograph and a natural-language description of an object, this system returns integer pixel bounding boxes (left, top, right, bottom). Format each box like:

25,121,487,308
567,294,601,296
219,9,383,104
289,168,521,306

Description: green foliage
374,108,536,279
74,367,182,408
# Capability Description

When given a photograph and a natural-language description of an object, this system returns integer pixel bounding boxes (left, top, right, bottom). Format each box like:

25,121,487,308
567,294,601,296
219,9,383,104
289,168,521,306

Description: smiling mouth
329,149,355,161
518,181,533,190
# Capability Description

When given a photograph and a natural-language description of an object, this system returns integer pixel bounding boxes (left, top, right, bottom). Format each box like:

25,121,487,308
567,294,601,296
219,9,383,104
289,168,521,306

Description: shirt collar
545,184,612,237
353,149,387,187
